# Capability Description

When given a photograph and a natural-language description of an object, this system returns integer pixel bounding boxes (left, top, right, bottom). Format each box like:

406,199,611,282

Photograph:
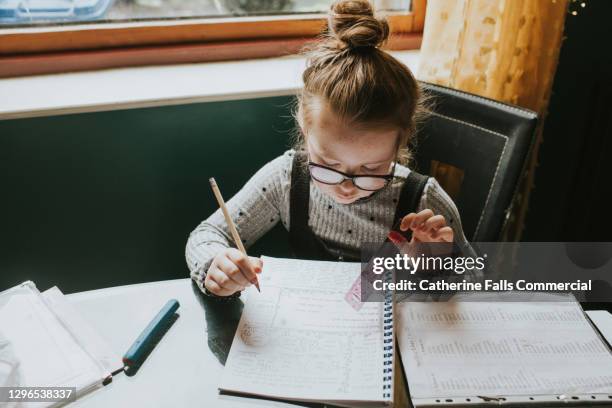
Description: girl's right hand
204,248,263,296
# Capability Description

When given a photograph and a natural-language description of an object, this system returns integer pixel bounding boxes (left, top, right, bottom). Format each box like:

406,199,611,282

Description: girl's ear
295,105,308,138
296,116,306,136
296,121,308,141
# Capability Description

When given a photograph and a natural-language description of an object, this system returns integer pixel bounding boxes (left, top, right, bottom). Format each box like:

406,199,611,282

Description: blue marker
122,299,180,368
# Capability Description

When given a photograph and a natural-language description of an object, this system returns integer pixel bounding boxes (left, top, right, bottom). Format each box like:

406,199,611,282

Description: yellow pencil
209,177,261,292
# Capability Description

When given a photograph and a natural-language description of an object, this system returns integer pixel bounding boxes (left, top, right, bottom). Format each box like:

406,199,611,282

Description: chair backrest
413,82,538,242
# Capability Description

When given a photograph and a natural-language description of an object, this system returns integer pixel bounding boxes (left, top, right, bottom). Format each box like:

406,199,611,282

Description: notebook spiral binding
382,268,394,401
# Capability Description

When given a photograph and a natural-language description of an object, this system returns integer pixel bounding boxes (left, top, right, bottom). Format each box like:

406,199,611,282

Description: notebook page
397,293,612,401
220,256,386,404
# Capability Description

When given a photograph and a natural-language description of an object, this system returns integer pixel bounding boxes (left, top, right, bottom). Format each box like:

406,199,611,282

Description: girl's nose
338,179,357,193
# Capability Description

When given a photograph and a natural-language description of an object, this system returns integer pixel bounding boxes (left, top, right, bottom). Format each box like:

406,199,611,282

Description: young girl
186,0,480,297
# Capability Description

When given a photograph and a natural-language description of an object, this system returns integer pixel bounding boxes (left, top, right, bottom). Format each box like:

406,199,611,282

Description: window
0,0,425,77
1,0,411,24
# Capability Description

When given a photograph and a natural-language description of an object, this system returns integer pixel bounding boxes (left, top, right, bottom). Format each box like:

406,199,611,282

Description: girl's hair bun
328,0,390,49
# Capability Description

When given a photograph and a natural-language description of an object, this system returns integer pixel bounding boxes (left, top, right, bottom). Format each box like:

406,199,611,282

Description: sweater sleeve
185,151,292,293
418,177,485,283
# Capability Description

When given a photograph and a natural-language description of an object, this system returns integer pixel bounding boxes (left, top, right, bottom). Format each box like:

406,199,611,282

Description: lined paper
397,294,612,400
220,256,389,405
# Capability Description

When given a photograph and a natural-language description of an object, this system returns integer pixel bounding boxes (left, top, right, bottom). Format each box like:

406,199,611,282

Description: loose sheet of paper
397,294,612,400
220,256,386,404
42,286,122,375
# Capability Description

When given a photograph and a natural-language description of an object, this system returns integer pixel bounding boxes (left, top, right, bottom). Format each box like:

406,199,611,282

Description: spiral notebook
219,256,395,407
396,292,612,407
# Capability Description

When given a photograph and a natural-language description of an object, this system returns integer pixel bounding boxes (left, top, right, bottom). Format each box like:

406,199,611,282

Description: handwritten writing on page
220,256,388,406
397,294,612,402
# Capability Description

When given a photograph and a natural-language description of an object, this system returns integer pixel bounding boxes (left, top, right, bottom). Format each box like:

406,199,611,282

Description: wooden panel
0,13,416,55
0,16,327,55
0,32,421,78
412,0,427,31
418,0,566,109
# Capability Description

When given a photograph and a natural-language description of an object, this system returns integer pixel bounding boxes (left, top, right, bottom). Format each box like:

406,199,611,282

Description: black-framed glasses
308,161,396,191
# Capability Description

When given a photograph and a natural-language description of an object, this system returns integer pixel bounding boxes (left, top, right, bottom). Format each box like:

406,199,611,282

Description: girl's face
303,101,399,204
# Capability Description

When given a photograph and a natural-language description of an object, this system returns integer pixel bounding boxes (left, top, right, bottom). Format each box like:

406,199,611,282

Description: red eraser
388,230,407,245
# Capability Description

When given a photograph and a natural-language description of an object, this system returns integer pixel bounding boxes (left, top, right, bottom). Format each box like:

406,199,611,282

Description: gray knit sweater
186,150,482,293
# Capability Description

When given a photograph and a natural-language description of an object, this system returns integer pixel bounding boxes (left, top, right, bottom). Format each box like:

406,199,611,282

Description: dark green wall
0,96,296,293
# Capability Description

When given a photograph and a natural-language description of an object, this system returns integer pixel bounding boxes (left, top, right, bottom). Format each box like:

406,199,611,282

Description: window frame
0,0,426,78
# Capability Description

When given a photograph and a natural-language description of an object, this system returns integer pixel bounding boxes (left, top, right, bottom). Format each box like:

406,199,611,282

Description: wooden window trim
0,0,426,78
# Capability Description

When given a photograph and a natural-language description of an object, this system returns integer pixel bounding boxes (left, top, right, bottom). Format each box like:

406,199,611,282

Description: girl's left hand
400,209,454,243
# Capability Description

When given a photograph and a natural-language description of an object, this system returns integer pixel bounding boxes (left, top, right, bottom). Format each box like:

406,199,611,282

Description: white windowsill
0,50,420,121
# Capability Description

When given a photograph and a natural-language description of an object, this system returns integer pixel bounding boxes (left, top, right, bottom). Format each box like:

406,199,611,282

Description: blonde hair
292,0,429,165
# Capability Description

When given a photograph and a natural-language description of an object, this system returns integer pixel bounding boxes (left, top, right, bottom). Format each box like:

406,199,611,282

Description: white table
65,278,612,408
66,278,306,408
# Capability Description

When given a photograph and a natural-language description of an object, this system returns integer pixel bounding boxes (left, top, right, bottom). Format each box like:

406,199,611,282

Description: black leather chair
413,82,538,242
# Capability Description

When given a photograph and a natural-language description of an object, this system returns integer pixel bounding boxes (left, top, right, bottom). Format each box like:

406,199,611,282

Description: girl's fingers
423,215,446,234
206,271,238,296
400,210,433,231
226,249,260,284
401,209,455,243
432,226,454,242
209,265,245,292
407,209,434,231
249,256,264,274
400,213,416,231
414,209,434,228
204,279,229,296
217,255,251,287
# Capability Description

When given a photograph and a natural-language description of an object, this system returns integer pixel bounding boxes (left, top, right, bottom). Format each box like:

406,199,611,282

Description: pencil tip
255,283,261,293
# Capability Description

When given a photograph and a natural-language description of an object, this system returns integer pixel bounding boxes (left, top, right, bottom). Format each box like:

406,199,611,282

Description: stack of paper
0,281,122,408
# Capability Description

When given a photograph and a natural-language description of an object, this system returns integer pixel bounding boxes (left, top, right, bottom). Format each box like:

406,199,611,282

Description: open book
221,257,612,408
219,256,395,407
